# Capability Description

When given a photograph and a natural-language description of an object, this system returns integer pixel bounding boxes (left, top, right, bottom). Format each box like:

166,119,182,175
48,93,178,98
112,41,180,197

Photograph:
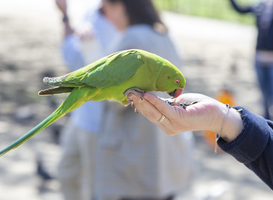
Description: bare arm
230,0,253,14
55,0,74,37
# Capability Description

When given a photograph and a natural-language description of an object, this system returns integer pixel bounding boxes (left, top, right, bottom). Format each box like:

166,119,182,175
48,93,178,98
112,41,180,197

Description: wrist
221,107,243,142
62,13,74,36
62,13,69,23
208,101,228,134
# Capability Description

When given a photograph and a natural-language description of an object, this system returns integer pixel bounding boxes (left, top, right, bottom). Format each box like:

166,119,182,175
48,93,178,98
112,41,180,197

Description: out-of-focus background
0,0,272,199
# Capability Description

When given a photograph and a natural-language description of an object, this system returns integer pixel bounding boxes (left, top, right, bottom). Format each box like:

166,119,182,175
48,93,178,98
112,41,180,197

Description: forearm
62,15,74,37
230,0,252,14
55,0,74,37
217,107,273,189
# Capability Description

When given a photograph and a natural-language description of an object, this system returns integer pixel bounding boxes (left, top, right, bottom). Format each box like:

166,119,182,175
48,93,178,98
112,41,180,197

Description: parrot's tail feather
0,109,64,156
0,88,89,157
38,86,74,96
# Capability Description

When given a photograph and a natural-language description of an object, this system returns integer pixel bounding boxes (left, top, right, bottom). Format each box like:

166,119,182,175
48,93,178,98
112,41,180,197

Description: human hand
55,0,67,14
128,93,223,135
128,93,243,142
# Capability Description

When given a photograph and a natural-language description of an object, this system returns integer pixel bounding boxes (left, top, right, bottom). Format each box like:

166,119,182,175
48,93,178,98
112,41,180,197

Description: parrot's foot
124,88,145,100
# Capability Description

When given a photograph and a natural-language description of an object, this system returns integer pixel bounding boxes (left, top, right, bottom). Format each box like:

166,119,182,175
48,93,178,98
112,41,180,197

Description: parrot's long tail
0,87,91,157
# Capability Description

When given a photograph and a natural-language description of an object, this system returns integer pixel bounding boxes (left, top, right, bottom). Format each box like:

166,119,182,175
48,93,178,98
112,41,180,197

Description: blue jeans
255,59,273,120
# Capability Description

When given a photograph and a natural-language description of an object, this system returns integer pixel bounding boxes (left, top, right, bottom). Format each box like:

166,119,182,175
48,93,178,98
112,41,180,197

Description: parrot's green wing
44,50,145,89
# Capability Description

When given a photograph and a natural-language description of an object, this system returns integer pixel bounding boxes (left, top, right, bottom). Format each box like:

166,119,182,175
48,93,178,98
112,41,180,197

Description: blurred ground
0,1,272,200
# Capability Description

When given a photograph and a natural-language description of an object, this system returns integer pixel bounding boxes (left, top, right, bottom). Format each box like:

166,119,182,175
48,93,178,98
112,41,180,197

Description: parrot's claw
134,107,141,114
124,88,145,100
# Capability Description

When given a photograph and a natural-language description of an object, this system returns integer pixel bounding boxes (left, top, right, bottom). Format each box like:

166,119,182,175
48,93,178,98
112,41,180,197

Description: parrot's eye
175,79,180,84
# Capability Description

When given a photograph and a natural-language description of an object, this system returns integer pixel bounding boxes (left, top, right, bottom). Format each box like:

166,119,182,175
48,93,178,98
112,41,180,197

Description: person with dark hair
230,0,273,121
89,0,195,200
101,0,166,31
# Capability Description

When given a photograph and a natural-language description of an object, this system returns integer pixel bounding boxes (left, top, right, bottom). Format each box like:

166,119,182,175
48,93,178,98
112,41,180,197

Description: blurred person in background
93,0,195,200
55,0,118,200
230,0,273,120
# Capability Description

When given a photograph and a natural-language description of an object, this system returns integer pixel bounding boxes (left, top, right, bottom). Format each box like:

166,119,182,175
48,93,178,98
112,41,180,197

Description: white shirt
61,8,118,133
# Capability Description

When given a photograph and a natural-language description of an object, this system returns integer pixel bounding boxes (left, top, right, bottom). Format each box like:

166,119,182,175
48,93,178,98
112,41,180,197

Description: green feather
43,49,144,89
38,86,74,95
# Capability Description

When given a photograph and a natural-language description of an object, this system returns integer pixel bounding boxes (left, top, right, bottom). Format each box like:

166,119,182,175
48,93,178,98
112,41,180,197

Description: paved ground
0,1,272,200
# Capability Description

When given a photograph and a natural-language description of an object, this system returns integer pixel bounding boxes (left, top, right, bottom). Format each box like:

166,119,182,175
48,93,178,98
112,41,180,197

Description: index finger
143,93,177,118
129,93,180,135
128,93,171,123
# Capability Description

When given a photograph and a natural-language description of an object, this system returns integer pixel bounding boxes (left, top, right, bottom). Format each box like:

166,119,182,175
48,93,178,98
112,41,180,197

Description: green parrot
0,49,185,156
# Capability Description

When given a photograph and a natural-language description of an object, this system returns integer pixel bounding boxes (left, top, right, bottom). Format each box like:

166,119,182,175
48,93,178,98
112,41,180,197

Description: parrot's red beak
168,88,183,98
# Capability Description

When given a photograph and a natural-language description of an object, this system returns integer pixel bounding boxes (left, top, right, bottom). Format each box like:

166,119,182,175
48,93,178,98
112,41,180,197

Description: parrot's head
156,61,186,98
